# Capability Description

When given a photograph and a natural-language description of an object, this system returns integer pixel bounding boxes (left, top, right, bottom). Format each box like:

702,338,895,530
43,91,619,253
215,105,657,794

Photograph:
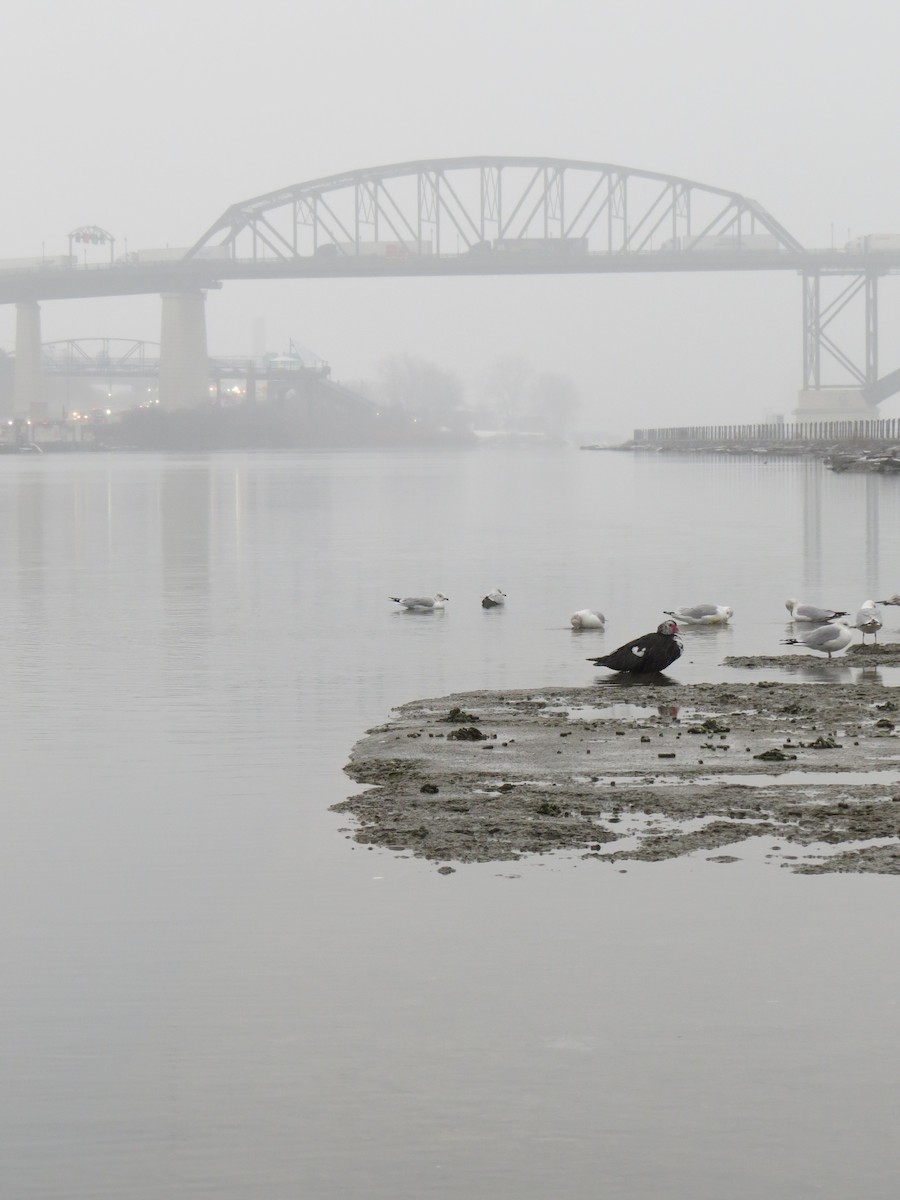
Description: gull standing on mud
781,624,853,660
854,600,883,643
785,599,848,623
664,604,733,625
570,609,606,630
389,593,449,611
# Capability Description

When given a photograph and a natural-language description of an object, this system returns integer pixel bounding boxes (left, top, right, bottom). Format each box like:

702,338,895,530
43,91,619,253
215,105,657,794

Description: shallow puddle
586,768,900,789
561,703,661,721
553,703,695,722
701,769,900,787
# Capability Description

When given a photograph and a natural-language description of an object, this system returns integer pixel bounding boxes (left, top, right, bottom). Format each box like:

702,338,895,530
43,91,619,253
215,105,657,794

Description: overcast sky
3,0,900,433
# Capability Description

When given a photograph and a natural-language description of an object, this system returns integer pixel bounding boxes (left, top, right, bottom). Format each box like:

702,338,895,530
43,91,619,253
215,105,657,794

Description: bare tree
478,356,532,430
527,371,582,434
478,358,581,434
376,354,468,428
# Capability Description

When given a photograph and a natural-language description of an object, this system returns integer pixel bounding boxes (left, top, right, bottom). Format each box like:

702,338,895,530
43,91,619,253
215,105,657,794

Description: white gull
390,593,449,611
781,624,853,659
785,598,848,623
482,589,507,608
570,609,606,630
854,600,883,643
664,604,733,625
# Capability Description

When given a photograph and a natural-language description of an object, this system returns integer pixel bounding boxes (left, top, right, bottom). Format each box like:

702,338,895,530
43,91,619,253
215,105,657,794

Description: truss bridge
3,156,900,419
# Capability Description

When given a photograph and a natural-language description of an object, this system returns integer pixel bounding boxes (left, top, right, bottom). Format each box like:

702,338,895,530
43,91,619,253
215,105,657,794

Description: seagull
571,609,606,630
664,604,733,625
781,624,853,659
481,589,507,608
785,599,848,623
877,593,900,606
587,619,682,674
389,593,449,611
855,600,883,643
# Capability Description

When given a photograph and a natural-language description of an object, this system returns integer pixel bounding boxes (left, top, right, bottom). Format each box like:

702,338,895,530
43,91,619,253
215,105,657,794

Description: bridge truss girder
801,269,896,403
42,338,162,378
188,156,804,262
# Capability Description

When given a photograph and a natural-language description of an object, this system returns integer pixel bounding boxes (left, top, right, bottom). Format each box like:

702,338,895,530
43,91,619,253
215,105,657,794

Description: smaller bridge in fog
43,339,162,378
42,338,330,388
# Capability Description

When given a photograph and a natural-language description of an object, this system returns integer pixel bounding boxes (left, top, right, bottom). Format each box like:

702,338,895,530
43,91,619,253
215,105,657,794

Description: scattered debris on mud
336,681,900,874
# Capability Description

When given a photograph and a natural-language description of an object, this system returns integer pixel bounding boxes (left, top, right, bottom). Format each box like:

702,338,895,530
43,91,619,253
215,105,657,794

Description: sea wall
624,419,900,463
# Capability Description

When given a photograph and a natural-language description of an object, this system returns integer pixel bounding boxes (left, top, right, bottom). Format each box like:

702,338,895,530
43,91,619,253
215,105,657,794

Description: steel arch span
188,156,805,263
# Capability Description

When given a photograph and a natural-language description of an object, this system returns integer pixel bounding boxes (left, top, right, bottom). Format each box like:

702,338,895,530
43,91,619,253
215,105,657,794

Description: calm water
0,447,898,1199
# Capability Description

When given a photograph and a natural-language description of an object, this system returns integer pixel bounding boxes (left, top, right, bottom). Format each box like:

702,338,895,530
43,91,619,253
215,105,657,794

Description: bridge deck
1,249,898,304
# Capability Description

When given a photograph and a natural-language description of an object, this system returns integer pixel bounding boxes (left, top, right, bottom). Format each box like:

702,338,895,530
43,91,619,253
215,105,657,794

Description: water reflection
160,464,213,688
160,465,212,602
391,608,447,617
777,657,856,683
801,461,892,603
854,664,884,685
593,672,679,687
676,622,735,641
15,468,44,599
865,474,880,600
802,462,822,596
560,702,680,721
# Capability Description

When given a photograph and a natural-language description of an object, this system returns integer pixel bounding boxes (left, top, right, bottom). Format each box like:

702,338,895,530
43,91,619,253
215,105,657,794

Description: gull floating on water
389,593,449,611
877,593,900,606
482,589,507,608
854,600,883,643
570,609,606,630
587,619,682,674
785,598,848,623
781,624,853,660
663,604,733,625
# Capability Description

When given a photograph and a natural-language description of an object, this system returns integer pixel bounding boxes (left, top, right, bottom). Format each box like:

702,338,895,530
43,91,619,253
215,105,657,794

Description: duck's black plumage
587,619,683,675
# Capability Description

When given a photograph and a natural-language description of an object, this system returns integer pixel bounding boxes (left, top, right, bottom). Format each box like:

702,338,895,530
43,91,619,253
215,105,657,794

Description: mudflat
337,674,900,873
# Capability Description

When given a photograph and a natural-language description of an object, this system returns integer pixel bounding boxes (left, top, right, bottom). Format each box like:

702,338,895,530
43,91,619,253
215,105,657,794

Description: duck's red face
658,619,679,636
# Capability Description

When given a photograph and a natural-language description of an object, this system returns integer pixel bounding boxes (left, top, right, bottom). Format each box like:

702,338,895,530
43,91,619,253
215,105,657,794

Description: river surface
0,447,898,1199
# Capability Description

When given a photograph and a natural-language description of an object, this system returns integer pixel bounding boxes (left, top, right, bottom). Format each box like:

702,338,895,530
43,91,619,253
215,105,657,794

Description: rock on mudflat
336,682,900,873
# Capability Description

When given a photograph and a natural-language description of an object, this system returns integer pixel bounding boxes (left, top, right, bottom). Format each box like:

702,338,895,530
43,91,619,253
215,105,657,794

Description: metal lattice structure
800,267,900,404
42,339,161,375
187,156,805,261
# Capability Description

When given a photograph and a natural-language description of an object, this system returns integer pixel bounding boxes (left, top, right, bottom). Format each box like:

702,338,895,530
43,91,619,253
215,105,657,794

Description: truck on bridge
844,234,900,252
117,246,232,264
315,240,433,259
0,255,75,271
659,233,783,252
492,236,589,256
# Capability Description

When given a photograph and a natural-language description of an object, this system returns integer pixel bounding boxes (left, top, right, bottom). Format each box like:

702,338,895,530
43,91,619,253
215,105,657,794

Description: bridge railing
632,420,900,446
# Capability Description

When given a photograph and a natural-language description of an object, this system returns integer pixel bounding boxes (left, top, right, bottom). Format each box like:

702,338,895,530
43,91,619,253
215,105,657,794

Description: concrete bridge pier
12,300,43,419
159,291,209,409
794,388,874,423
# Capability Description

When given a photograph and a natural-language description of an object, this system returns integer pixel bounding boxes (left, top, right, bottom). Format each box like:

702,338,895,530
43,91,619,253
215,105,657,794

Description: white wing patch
631,646,646,657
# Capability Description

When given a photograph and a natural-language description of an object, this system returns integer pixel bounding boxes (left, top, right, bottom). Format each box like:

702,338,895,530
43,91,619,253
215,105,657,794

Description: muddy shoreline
337,671,900,874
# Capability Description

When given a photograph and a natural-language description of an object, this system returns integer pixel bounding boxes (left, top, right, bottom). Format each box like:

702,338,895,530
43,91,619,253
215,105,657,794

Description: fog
3,0,900,433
